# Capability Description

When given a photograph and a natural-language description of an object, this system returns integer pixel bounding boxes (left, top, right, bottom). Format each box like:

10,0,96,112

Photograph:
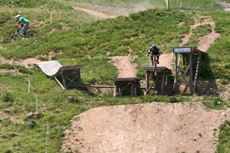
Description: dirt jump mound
62,102,230,153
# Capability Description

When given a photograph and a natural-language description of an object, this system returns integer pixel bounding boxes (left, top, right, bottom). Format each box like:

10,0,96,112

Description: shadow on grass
54,75,96,97
195,53,219,96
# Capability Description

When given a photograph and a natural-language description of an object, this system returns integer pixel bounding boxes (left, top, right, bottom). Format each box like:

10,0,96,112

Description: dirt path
74,7,117,19
62,102,229,153
0,51,59,68
111,56,137,78
157,15,220,71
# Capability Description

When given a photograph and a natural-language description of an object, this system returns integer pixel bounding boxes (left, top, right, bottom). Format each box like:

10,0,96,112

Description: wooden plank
62,74,67,89
145,71,149,95
178,64,190,88
78,70,82,85
113,77,138,82
113,84,118,97
193,52,201,91
144,67,168,71
174,53,178,94
54,76,66,90
65,76,78,88
189,53,193,93
178,67,192,92
60,65,83,70
146,72,161,93
115,81,132,97
78,85,114,88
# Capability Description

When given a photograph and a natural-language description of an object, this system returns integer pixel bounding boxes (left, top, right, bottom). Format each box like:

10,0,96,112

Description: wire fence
64,0,223,11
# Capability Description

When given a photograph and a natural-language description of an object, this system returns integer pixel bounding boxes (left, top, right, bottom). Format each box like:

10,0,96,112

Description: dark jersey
150,45,160,53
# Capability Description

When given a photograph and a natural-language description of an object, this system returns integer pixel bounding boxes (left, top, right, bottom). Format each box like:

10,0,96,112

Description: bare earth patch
74,7,117,19
0,51,62,69
111,56,137,78
62,102,230,153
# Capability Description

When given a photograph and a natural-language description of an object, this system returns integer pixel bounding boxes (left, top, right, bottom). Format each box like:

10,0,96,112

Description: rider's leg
157,55,159,64
150,55,154,66
23,22,30,37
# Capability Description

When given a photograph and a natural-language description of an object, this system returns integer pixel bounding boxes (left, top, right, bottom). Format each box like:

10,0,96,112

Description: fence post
180,2,182,8
50,13,52,23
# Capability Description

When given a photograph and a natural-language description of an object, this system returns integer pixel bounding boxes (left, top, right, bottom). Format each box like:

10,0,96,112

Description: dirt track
62,102,230,153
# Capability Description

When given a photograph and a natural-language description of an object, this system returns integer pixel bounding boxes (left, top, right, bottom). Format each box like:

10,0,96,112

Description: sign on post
172,47,192,54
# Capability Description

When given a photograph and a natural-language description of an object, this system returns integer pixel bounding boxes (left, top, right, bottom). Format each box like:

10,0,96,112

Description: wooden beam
174,53,178,94
193,52,201,91
145,71,150,95
178,64,190,88
54,76,66,90
178,67,193,92
65,75,78,89
114,81,132,97
189,53,193,93
146,73,161,93
113,84,118,97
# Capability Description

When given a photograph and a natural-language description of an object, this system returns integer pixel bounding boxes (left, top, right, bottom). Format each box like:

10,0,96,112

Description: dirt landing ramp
62,102,230,153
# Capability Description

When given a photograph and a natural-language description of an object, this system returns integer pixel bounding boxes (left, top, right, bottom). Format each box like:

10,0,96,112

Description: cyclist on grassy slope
15,14,29,37
147,44,162,66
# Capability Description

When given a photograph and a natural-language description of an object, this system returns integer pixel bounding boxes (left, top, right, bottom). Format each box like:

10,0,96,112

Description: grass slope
0,2,230,152
0,1,98,43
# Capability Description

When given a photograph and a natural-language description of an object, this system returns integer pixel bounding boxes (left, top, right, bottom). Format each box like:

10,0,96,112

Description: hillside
0,1,230,153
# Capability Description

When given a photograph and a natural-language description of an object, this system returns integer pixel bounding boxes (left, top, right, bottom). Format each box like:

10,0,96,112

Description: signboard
172,47,192,54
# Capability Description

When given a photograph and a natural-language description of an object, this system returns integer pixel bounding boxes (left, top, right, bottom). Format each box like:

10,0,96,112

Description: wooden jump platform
38,61,83,90
143,67,169,95
113,77,139,97
171,47,206,95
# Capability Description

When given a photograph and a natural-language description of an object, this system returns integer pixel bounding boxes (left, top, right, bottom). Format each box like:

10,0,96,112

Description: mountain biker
147,44,162,66
15,14,29,37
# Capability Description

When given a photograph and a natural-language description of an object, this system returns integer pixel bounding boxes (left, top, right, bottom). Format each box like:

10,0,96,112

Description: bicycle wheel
154,56,157,76
28,30,38,38
9,34,20,42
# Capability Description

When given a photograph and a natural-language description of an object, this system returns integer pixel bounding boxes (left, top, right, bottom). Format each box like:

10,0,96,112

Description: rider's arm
147,50,150,56
16,20,22,27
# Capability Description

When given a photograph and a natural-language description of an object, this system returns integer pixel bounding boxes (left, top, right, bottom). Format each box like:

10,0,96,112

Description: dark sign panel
173,47,192,54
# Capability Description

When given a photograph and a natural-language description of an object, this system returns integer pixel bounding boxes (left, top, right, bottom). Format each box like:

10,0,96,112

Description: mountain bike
147,53,159,76
151,55,158,76
9,26,38,42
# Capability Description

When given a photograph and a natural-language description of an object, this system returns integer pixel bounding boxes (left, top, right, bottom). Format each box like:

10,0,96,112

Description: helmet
15,14,21,19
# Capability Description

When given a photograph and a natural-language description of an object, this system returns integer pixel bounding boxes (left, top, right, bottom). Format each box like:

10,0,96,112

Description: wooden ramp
37,61,63,77
171,47,205,95
37,61,83,90
113,77,139,97
143,67,169,95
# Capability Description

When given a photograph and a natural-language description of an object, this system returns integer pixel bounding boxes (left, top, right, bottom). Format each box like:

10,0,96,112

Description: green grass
183,24,212,47
0,3,98,43
217,121,230,153
0,1,230,152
